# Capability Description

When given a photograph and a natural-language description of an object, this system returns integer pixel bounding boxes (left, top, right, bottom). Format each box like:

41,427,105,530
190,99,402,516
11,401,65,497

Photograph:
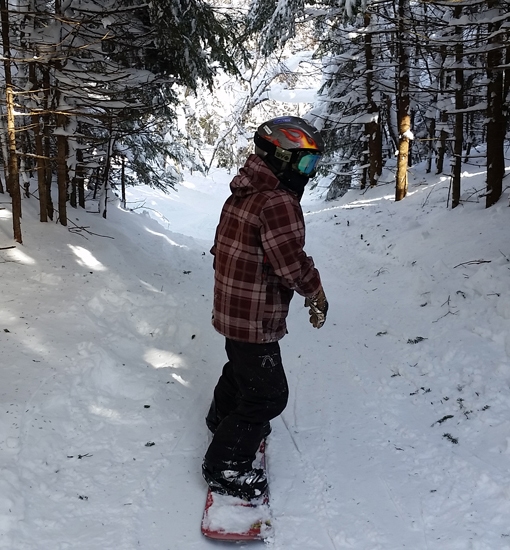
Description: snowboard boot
202,459,268,500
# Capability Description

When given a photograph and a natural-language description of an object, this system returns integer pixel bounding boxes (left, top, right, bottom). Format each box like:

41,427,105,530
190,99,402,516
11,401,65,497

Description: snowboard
201,440,273,542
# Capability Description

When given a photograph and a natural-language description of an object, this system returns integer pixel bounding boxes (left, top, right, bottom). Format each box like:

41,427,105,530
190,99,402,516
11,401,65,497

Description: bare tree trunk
464,111,473,163
426,117,435,173
68,119,78,209
436,113,448,174
383,95,399,154
504,28,510,104
121,155,126,208
70,145,77,209
56,112,68,225
76,147,85,208
42,65,54,220
0,119,7,193
20,139,29,198
92,166,101,199
53,0,69,224
408,109,415,167
485,3,505,208
363,11,382,188
54,59,68,225
1,0,22,243
395,0,411,202
436,45,449,175
451,6,464,209
29,63,48,222
100,131,113,219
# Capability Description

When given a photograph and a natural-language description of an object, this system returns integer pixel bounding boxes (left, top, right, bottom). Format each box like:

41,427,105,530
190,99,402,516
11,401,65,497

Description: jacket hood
230,154,280,197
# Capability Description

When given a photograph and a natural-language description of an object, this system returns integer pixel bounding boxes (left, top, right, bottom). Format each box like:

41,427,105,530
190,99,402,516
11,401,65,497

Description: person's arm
210,225,218,269
260,193,321,298
260,193,328,328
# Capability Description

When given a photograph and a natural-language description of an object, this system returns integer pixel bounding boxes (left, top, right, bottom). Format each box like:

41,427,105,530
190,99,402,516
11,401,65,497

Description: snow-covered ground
1,160,510,550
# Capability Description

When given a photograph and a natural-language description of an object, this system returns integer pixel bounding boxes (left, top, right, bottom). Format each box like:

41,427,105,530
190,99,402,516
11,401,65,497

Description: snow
265,86,317,104
203,493,271,536
1,159,510,549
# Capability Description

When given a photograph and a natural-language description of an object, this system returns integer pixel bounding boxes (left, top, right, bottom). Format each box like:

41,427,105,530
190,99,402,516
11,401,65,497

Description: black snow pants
204,338,289,471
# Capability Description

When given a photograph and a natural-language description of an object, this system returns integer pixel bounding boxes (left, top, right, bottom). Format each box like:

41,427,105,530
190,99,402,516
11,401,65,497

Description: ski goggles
292,150,322,177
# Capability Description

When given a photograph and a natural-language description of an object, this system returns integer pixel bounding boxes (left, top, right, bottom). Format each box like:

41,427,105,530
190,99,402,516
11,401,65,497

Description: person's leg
205,342,239,433
204,339,288,471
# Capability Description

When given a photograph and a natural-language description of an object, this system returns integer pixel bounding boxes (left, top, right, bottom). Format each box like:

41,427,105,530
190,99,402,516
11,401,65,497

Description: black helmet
254,116,324,178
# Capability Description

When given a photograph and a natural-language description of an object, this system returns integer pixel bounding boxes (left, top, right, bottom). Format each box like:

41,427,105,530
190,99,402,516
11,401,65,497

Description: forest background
0,0,509,244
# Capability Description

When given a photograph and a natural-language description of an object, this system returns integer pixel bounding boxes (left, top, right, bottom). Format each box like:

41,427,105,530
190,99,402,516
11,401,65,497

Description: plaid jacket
211,154,322,343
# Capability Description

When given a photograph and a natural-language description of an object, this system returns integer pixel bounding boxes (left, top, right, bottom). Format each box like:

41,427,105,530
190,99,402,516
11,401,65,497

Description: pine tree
0,0,245,235
0,0,22,242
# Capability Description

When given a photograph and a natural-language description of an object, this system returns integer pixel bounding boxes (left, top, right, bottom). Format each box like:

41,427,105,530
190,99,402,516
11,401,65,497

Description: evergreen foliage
247,0,305,55
1,0,509,241
311,1,510,202
0,0,244,236
147,0,244,89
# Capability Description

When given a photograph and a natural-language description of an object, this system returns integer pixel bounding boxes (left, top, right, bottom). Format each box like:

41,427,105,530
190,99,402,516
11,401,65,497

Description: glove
305,287,328,329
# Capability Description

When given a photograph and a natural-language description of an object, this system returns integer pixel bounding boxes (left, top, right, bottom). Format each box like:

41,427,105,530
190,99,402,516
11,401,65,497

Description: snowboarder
202,116,328,500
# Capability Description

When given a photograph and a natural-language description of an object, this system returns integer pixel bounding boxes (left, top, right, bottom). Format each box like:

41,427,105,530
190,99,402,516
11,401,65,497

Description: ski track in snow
1,166,510,549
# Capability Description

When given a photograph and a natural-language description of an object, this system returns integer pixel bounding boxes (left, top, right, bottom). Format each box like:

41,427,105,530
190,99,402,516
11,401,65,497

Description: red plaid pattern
211,154,322,343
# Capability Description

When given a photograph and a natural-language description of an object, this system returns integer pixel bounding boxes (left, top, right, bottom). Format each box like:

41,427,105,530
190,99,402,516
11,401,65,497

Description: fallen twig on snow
68,226,114,239
453,259,491,268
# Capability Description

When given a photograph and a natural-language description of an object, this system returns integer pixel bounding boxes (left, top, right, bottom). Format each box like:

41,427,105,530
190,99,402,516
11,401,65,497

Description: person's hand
305,287,328,329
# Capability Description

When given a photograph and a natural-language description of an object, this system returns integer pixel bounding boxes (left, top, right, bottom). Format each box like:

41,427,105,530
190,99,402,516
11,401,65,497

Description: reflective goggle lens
295,152,321,176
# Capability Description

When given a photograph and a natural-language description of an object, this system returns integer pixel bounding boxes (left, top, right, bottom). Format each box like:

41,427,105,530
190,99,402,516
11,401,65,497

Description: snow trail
1,166,510,549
